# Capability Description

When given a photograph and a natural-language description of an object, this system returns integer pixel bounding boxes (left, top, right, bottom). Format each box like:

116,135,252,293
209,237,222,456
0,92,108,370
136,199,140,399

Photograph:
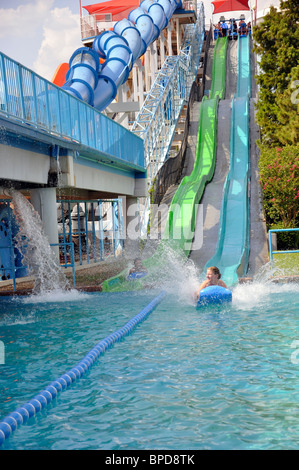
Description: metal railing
131,2,205,234
80,1,198,41
0,52,144,170
132,2,205,179
51,241,76,287
0,198,124,290
268,228,299,263
80,13,114,40
58,198,124,268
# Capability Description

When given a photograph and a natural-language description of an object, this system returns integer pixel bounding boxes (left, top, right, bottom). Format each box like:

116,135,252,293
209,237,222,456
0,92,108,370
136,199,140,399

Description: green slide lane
163,96,219,256
101,97,220,292
210,37,228,100
205,36,251,286
162,37,228,257
101,35,228,292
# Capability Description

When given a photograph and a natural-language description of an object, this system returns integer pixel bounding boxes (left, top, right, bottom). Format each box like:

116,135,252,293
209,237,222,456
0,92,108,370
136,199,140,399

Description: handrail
0,198,124,291
0,290,166,447
0,52,144,170
268,228,299,262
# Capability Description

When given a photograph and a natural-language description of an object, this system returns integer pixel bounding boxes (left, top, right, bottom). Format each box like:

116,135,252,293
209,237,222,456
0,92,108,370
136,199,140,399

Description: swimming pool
0,281,298,450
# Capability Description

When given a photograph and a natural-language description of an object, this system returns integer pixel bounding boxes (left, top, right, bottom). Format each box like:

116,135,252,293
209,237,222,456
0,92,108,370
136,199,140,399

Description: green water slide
101,37,228,292
163,96,219,256
205,36,251,286
210,37,228,100
160,37,228,256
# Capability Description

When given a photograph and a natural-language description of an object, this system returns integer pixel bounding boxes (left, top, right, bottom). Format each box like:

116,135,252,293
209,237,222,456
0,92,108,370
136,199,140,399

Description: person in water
196,266,227,299
129,257,148,274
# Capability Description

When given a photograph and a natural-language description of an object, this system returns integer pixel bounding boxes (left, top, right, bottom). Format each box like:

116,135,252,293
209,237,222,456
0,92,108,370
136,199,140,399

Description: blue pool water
0,282,298,450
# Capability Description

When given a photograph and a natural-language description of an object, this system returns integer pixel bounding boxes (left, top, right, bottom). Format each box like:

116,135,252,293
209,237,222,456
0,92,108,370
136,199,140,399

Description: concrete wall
0,144,50,185
0,143,147,198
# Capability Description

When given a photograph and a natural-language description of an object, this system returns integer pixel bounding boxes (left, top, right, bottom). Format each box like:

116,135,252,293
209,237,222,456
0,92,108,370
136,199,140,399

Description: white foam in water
21,288,90,304
232,263,299,311
232,281,274,310
0,313,36,326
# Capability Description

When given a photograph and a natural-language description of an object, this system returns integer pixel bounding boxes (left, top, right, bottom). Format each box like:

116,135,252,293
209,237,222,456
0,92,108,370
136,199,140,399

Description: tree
253,0,299,147
276,64,299,146
259,145,299,228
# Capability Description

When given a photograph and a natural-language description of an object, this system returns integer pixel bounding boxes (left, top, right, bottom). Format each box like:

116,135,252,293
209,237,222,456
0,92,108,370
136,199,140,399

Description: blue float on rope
0,290,166,446
196,285,232,308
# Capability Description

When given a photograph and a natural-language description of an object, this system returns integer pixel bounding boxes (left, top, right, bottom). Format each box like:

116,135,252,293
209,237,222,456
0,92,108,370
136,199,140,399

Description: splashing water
232,261,299,310
142,244,200,304
10,189,70,295
151,249,299,309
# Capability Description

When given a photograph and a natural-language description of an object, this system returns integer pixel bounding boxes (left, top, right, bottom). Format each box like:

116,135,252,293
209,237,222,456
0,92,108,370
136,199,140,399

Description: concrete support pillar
30,188,59,260
137,59,145,107
167,22,173,56
159,33,165,67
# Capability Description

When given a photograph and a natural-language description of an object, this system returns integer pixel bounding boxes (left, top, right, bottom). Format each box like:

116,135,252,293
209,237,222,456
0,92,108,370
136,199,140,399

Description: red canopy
211,0,250,14
83,0,139,16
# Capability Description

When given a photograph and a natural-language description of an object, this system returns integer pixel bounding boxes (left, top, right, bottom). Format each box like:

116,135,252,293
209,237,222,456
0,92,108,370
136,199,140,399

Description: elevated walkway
0,51,145,200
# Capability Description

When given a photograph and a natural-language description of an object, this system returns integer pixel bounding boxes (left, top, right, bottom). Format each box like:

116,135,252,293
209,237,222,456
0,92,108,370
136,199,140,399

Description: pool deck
239,275,299,284
0,272,298,296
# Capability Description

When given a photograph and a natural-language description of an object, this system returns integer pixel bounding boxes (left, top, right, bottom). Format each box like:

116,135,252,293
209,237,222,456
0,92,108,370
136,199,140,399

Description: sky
0,0,281,82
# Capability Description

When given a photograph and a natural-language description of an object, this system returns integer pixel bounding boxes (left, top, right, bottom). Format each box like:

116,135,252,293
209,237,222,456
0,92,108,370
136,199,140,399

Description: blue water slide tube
92,31,134,109
128,8,155,52
62,47,100,105
62,0,183,111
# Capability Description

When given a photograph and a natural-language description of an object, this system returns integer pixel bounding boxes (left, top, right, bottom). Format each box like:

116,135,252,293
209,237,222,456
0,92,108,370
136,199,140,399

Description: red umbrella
211,0,250,14
83,0,139,16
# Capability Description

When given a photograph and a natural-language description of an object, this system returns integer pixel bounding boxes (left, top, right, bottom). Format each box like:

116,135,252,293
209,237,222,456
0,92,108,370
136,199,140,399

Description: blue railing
58,199,124,267
0,51,144,169
0,198,124,291
268,228,299,262
50,242,76,287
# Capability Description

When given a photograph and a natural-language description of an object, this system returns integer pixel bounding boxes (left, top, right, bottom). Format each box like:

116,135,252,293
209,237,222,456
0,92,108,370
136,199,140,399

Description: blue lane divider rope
0,290,166,446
